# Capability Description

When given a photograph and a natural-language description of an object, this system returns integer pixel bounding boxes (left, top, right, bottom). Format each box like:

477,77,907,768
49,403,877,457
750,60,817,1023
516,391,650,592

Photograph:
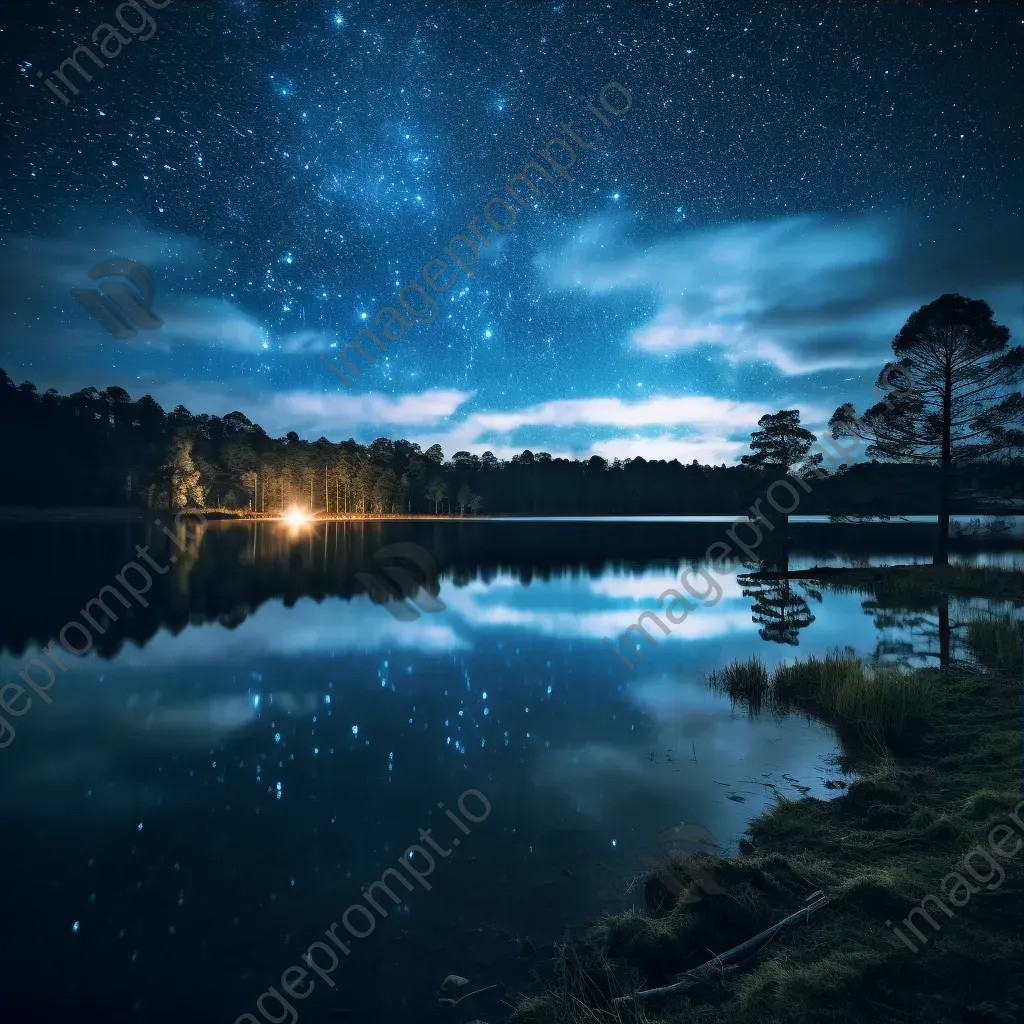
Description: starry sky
1,0,1021,464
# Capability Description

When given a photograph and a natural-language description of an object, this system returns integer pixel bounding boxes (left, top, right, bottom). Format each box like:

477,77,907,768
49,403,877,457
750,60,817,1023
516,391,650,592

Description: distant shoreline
0,507,1021,525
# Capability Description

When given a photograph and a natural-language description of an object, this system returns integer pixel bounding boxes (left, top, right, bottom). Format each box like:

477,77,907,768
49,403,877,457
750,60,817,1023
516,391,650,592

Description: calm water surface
0,519,1019,1023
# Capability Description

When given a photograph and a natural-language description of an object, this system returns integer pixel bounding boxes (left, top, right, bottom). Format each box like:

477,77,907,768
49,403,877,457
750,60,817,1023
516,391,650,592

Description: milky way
1,0,1020,463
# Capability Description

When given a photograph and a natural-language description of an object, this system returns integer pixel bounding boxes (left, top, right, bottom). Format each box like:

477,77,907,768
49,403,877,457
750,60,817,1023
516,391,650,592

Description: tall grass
706,656,771,713
966,616,1023,673
707,647,930,741
512,939,654,1024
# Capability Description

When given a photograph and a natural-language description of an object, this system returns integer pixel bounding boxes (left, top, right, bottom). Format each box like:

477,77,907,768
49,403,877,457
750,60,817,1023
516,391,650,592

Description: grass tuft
509,938,655,1024
706,657,771,712
709,647,931,742
966,616,1023,673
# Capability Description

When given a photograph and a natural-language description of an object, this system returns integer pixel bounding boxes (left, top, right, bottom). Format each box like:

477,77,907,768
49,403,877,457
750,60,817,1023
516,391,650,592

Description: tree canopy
829,293,1023,556
831,294,1023,465
740,410,822,472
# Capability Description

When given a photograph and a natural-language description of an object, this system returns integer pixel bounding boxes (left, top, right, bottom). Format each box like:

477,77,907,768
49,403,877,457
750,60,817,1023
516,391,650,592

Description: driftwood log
613,891,828,1004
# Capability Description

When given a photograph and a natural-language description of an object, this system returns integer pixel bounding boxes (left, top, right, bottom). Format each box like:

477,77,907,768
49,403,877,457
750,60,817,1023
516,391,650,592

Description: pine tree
741,410,821,472
830,294,1022,561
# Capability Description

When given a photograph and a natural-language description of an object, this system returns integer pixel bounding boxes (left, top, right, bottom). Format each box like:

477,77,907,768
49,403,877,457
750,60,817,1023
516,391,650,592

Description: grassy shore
512,616,1022,1024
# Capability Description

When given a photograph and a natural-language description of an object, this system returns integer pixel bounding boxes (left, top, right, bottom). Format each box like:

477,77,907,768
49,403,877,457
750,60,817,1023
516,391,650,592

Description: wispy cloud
467,395,783,433
543,211,1022,375
263,388,473,434
156,299,270,353
0,213,268,357
118,382,474,438
403,393,832,464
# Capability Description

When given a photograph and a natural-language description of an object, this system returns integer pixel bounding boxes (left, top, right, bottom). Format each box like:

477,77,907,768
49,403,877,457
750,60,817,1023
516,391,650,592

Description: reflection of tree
2,519,1016,666
861,587,955,669
803,555,974,669
950,516,1014,539
742,550,820,647
742,575,820,646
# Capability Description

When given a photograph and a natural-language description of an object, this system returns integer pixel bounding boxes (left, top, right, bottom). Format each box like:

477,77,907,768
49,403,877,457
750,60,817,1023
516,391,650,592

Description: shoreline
1,507,1021,526
510,572,1023,1024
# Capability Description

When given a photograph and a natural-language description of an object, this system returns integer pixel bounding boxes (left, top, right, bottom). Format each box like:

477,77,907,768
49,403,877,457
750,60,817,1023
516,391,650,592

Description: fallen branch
613,892,829,1004
438,984,497,1007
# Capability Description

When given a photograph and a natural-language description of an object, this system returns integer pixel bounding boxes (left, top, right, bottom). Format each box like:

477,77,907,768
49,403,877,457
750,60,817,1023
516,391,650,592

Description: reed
966,616,1023,673
710,648,929,742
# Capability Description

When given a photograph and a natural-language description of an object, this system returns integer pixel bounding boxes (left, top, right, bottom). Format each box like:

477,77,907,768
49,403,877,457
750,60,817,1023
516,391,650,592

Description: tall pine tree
830,294,1022,562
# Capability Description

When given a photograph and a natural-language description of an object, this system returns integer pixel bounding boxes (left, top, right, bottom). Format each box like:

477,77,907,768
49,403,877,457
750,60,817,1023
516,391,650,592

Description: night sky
1,0,1021,463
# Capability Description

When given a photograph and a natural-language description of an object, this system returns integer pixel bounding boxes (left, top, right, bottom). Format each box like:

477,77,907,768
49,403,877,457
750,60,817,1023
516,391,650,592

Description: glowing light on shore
283,507,310,526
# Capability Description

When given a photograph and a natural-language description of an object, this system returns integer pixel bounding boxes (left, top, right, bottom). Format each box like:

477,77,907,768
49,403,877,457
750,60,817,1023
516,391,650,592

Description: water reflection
0,519,1020,1021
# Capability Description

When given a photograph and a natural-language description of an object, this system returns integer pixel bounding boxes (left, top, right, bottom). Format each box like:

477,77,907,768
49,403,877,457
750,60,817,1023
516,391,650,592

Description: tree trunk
938,485,950,565
938,590,950,668
938,347,953,565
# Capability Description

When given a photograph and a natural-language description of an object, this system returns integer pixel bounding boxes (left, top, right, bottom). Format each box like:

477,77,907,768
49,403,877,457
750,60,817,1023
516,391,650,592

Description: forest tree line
1,294,1021,516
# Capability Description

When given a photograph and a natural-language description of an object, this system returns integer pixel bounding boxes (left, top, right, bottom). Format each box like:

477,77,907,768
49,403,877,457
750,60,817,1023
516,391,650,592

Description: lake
0,518,1020,1023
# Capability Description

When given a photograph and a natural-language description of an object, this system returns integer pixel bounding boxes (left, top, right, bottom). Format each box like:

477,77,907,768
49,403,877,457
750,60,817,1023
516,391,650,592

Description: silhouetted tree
741,410,822,472
830,294,1023,561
